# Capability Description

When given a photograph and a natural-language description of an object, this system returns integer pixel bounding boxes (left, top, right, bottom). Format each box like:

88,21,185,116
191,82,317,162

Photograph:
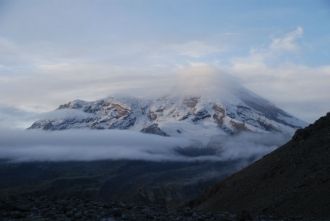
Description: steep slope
29,85,305,141
191,113,330,219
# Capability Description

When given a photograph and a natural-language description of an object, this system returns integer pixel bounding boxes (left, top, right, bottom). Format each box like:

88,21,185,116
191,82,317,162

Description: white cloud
0,37,225,114
270,26,303,52
228,27,330,122
232,27,304,68
0,129,192,162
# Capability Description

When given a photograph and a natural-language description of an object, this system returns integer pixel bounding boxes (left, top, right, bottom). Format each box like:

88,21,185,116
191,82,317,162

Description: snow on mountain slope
29,85,306,144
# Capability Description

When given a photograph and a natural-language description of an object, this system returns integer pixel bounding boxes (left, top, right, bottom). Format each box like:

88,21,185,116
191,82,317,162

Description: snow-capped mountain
29,85,306,142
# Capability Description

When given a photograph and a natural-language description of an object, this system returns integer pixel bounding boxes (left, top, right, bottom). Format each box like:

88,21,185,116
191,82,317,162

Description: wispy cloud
228,27,330,121
270,27,303,52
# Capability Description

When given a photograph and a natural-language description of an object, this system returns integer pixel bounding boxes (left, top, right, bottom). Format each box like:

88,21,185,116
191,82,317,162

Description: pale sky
0,0,330,125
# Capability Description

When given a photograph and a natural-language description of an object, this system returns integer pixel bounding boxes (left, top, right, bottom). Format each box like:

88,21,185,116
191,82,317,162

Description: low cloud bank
0,129,290,162
0,129,191,162
208,132,290,160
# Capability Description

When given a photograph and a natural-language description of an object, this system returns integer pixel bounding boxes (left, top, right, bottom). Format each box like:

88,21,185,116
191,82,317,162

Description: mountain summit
29,79,305,141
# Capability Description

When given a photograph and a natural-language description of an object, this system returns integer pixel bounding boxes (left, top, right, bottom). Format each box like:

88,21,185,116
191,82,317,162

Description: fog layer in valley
0,129,289,162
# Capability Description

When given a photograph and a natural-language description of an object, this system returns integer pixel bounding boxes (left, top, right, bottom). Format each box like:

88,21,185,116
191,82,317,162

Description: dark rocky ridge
190,113,330,220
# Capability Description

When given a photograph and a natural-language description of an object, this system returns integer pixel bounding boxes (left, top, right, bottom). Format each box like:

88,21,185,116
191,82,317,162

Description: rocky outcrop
229,120,249,134
192,109,211,122
212,104,226,126
141,124,168,136
147,111,157,121
183,96,199,108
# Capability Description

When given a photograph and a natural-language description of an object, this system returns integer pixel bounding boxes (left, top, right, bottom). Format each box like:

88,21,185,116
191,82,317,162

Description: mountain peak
29,89,306,142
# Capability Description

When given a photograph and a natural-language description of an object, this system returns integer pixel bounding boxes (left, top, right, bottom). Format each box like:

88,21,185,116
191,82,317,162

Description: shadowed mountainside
190,113,330,220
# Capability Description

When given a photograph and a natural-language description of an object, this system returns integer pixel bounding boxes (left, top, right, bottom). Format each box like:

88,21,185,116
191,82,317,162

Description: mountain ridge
29,91,305,142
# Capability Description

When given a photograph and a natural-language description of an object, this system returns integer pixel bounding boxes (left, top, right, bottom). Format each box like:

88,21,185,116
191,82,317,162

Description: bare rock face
141,124,168,136
212,104,226,126
183,96,199,108
147,111,157,121
229,120,249,134
192,109,211,122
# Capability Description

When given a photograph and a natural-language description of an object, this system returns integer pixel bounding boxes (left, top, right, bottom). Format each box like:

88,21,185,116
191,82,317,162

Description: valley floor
0,195,309,221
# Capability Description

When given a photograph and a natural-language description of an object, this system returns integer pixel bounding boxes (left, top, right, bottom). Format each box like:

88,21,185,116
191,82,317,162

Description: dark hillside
191,113,330,220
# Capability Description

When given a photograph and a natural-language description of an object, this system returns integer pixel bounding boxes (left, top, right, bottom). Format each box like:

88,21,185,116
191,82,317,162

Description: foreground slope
191,113,330,219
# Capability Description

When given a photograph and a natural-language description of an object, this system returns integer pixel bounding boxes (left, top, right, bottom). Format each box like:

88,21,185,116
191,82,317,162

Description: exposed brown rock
111,104,130,118
147,111,157,121
183,97,200,108
141,123,168,136
229,120,249,133
213,104,226,126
